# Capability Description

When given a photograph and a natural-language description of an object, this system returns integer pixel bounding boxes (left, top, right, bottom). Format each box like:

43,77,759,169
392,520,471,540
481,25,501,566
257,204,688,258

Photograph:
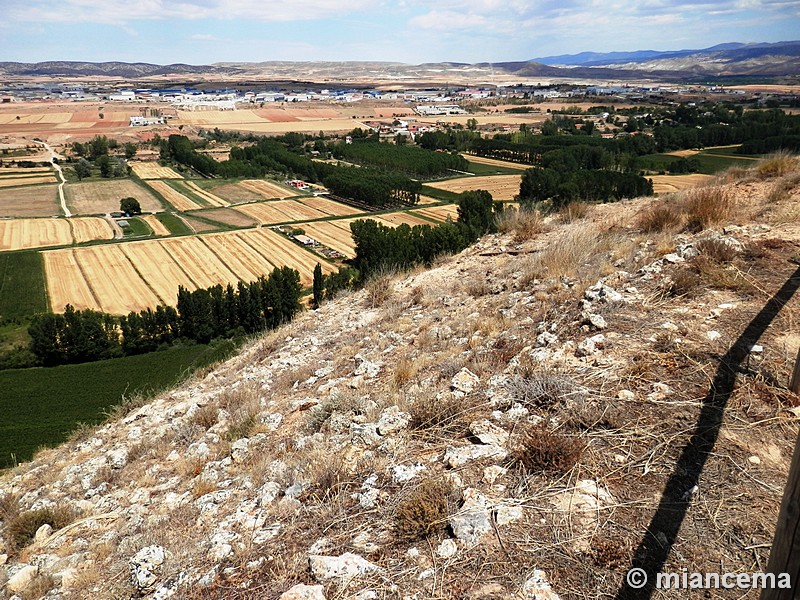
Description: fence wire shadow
615,264,800,600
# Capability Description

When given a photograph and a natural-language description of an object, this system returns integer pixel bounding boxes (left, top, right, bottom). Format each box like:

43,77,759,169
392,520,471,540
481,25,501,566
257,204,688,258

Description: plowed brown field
67,180,163,214
0,185,60,217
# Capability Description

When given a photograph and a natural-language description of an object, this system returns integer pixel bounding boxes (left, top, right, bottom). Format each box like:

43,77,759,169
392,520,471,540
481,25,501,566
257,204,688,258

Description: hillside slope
2,158,800,599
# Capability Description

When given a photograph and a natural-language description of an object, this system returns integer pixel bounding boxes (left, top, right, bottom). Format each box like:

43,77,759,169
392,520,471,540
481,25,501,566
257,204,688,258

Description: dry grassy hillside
2,154,800,600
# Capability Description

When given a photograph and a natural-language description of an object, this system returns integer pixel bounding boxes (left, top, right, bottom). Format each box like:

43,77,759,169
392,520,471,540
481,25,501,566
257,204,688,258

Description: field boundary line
118,244,167,306
70,249,103,310
195,236,250,282
155,241,202,290
233,232,278,272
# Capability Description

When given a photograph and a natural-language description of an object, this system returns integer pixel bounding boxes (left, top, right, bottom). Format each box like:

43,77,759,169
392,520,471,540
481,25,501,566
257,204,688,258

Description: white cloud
191,33,219,41
7,0,383,24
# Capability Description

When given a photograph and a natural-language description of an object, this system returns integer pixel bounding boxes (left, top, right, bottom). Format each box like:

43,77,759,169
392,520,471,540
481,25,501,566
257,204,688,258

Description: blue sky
1,0,798,64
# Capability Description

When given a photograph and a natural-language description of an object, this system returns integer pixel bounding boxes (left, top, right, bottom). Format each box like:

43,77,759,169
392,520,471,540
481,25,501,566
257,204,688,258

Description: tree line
349,190,500,279
28,267,303,366
331,139,469,178
161,134,423,208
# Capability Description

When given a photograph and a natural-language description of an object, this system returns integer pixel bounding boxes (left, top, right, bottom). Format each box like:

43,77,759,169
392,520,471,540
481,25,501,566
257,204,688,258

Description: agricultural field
129,162,183,179
0,340,237,468
299,196,360,217
0,185,61,217
296,220,357,256
235,199,332,224
42,228,335,313
176,109,367,134
462,154,531,171
66,179,163,214
0,251,48,320
426,174,522,200
651,174,716,194
139,214,171,236
238,179,296,199
0,217,113,251
182,181,229,207
0,174,58,188
411,204,460,222
190,208,258,228
145,180,202,211
296,210,448,258
197,181,264,204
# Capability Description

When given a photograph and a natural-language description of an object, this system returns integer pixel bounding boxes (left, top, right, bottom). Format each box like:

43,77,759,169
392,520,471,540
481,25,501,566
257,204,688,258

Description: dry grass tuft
667,269,703,297
496,207,546,241
636,203,683,233
407,392,476,436
694,236,739,263
523,224,608,280
683,186,733,231
365,269,395,308
189,403,219,430
394,478,454,542
6,504,80,550
508,423,585,476
506,369,584,410
556,201,590,223
218,385,262,441
753,151,799,180
393,355,419,389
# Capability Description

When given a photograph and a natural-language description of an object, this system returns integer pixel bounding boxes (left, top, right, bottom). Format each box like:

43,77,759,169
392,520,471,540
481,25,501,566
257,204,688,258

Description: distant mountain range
1,41,798,82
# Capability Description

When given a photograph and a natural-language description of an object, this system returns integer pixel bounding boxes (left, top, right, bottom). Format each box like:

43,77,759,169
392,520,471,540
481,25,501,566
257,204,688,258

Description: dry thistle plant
508,423,585,476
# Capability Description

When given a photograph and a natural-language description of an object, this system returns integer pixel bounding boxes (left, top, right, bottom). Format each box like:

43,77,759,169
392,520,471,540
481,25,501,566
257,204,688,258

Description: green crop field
0,251,48,321
155,212,193,235
0,340,237,468
122,216,154,237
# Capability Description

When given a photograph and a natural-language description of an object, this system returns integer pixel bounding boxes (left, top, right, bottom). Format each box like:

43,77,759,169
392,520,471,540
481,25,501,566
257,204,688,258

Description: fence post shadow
615,264,800,600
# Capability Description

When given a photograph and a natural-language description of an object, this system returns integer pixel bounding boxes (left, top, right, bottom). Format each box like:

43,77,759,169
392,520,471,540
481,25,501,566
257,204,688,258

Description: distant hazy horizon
1,0,798,65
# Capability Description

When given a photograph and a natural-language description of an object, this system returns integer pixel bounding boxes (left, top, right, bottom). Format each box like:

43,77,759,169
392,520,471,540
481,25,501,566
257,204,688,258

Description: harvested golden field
297,220,356,256
176,109,366,134
376,212,435,227
66,180,163,214
298,196,360,217
191,208,257,228
651,174,716,194
68,217,115,244
202,182,263,204
0,216,113,251
129,162,183,180
462,154,531,170
181,215,221,233
43,229,335,312
145,180,202,211
0,185,60,217
0,218,71,251
42,250,99,312
0,112,72,125
417,195,441,205
411,204,460,222
139,214,171,236
239,179,295,199
183,181,229,207
426,174,521,200
0,175,58,188
236,200,329,225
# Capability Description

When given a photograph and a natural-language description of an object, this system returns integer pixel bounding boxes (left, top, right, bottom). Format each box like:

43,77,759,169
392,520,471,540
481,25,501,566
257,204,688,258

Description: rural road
34,140,71,217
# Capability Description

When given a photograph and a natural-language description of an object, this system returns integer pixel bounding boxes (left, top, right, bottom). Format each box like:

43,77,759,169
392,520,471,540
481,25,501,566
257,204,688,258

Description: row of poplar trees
28,266,303,366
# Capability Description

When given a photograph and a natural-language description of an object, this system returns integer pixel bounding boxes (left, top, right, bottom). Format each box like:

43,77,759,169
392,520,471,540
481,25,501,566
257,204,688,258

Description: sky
1,0,799,65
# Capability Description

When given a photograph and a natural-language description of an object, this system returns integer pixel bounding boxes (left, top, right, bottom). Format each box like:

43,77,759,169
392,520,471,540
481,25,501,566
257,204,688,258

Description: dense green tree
124,143,137,159
312,263,323,308
73,158,92,181
120,197,142,215
96,155,112,178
